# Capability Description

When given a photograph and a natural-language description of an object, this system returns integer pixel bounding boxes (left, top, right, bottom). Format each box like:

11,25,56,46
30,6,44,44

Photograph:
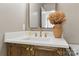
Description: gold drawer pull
30,48,33,51
26,47,29,50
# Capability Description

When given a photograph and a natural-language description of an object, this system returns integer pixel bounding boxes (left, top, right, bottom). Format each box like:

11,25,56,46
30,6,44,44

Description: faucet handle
35,33,37,37
40,34,42,37
45,33,47,37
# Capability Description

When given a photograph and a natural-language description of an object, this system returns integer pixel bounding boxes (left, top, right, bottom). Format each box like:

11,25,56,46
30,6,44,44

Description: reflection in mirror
41,3,57,29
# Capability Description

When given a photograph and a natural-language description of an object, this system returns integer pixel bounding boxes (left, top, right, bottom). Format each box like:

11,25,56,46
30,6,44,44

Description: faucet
37,27,42,37
40,28,42,37
35,33,37,37
45,33,47,37
34,27,42,37
39,27,47,37
34,27,47,38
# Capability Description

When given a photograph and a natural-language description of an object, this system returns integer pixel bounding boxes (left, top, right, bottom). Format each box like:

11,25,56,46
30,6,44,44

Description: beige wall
58,3,79,44
0,3,27,32
0,3,28,55
0,3,79,55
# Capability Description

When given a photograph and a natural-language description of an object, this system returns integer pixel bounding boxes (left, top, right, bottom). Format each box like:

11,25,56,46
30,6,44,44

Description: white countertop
4,31,69,48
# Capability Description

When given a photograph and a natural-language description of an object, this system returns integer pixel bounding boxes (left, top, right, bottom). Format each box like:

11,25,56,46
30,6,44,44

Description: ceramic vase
52,24,62,38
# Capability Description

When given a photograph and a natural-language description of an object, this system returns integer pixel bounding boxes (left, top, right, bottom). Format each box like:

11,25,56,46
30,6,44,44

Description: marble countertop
4,31,69,48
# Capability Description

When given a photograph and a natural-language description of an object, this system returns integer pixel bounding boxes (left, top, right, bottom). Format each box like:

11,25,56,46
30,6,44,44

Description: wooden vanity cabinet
6,43,66,56
7,43,31,56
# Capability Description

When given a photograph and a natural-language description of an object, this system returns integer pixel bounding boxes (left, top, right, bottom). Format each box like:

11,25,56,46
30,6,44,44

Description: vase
52,24,62,38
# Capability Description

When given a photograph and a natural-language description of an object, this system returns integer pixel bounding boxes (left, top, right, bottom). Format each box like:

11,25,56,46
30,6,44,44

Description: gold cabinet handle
26,47,29,50
45,33,47,37
30,48,33,51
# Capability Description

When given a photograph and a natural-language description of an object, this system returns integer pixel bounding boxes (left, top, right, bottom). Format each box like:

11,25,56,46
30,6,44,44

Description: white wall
58,3,79,44
0,3,28,55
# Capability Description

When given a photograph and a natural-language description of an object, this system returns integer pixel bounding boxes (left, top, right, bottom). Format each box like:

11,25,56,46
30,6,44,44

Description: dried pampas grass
48,11,65,24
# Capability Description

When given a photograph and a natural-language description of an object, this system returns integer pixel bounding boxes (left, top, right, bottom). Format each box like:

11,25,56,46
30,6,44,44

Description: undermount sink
23,37,52,42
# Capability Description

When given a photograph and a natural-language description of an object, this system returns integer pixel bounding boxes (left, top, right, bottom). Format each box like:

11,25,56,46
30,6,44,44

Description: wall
0,3,79,55
0,3,28,55
58,3,79,44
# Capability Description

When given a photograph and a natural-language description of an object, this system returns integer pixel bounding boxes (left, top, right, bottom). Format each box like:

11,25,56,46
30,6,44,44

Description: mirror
28,3,57,30
41,3,57,29
29,3,41,29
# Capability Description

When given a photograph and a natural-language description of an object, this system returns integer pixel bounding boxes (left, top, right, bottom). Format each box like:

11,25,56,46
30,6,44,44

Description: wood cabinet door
7,43,31,56
7,43,11,56
34,46,64,56
20,45,31,56
7,44,21,56
30,46,35,56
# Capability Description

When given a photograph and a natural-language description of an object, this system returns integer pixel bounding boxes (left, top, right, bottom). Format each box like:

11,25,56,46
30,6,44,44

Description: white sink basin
23,31,53,42
23,37,52,42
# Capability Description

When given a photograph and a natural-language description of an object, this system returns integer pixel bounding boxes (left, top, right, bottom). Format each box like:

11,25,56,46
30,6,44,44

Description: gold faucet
40,30,42,37
35,33,37,37
28,28,32,36
38,27,42,37
38,27,48,38
45,33,47,37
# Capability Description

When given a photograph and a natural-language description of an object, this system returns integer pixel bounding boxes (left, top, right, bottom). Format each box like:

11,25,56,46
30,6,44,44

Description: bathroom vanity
4,31,69,56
